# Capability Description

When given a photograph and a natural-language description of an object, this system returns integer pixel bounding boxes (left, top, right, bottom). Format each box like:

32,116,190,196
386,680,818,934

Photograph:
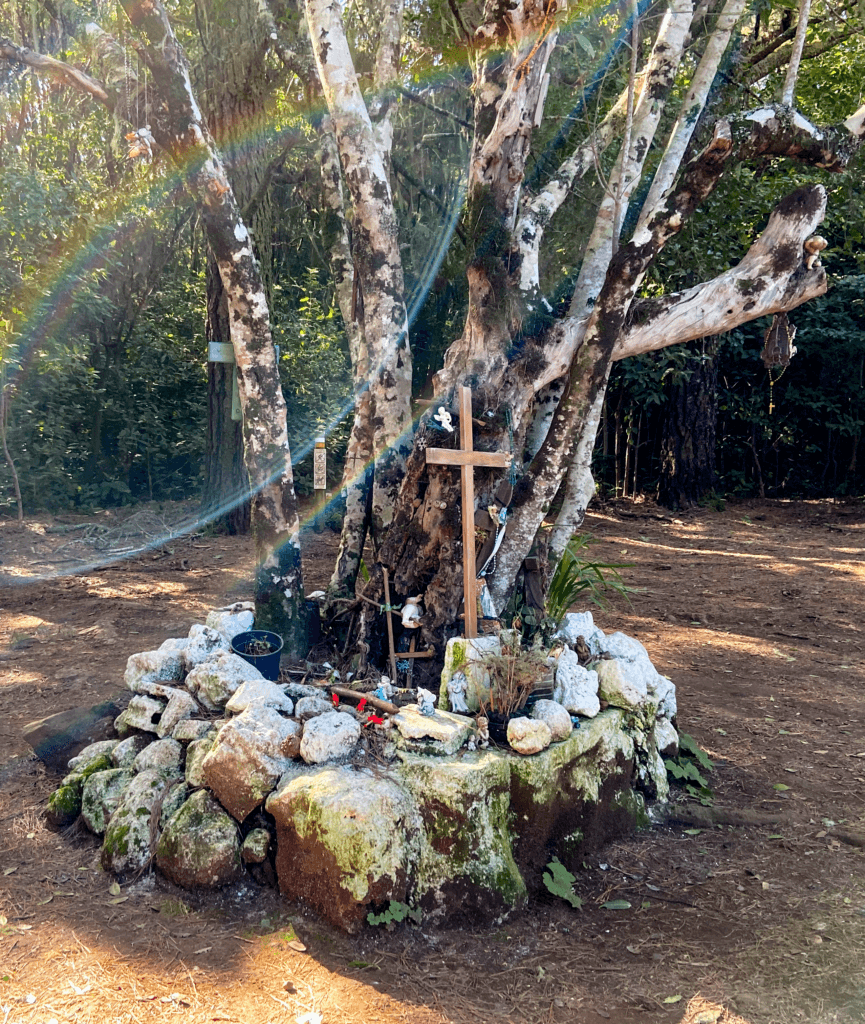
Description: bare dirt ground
1,496,865,1024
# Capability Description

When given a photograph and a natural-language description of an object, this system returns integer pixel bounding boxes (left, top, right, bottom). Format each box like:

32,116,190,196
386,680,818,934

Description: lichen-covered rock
391,706,473,756
102,769,173,875
158,781,190,829
507,717,552,755
132,738,183,775
553,648,600,717
530,699,572,742
111,734,151,769
155,689,199,739
650,675,677,719
81,768,133,834
202,706,301,820
124,639,187,692
241,828,271,864
206,602,255,643
300,711,361,764
294,694,333,722
156,790,241,888
395,752,527,924
114,694,166,737
598,631,650,663
46,753,115,828
185,652,264,711
267,766,422,932
225,679,293,716
68,739,120,772
283,681,325,701
556,612,606,654
438,635,501,712
185,732,218,788
183,624,231,672
172,719,215,743
595,658,648,709
655,716,679,757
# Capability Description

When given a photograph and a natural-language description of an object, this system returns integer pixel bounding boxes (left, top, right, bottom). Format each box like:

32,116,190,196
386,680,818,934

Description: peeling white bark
781,0,812,107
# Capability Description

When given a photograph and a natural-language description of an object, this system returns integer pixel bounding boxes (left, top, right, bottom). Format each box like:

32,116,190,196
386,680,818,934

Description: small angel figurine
476,716,490,749
417,687,437,716
373,676,396,701
447,671,469,714
433,407,453,432
401,595,423,629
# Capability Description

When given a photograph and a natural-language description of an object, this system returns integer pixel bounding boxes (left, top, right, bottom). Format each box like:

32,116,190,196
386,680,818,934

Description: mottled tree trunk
657,338,720,510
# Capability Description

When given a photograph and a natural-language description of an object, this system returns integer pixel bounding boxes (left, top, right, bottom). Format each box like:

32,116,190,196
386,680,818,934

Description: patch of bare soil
2,496,865,1024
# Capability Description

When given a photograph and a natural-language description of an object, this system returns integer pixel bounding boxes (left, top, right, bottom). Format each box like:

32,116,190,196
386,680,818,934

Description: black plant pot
230,630,284,681
485,708,530,746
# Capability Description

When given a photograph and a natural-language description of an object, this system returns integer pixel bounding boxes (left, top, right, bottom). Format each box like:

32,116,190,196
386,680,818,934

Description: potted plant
475,637,553,745
230,630,284,681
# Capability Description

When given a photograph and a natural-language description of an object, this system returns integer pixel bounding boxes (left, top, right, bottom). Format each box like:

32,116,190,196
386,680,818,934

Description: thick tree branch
617,184,828,359
0,36,111,105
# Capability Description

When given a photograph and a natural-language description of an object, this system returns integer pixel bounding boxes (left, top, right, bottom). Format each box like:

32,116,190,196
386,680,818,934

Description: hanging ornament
761,312,797,415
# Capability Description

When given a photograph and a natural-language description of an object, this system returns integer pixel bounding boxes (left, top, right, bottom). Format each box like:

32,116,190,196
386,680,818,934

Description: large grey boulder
132,738,183,775
185,652,264,711
156,790,241,888
172,719,215,743
595,658,648,710
225,679,293,716
300,711,361,764
102,769,175,875
81,768,133,834
183,624,230,672
205,602,254,643
123,639,187,692
111,734,151,769
185,732,218,788
202,705,301,821
155,688,199,738
294,694,333,722
68,740,120,772
530,699,572,742
391,706,473,756
553,648,600,717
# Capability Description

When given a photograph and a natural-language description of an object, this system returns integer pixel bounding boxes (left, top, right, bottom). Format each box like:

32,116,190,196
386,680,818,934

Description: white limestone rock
283,681,325,701
132,738,183,774
155,688,199,739
185,651,264,711
156,789,242,889
300,711,361,765
183,624,230,671
391,706,473,756
205,602,255,642
185,732,217,789
555,611,606,655
507,717,552,755
655,716,679,757
68,739,120,772
114,694,166,736
123,639,187,692
111,734,150,769
649,675,677,719
81,768,133,834
530,699,572,742
598,631,650,663
294,694,334,722
202,705,302,820
438,635,502,712
225,679,294,716
595,658,648,710
553,648,600,718
102,769,173,874
172,719,215,743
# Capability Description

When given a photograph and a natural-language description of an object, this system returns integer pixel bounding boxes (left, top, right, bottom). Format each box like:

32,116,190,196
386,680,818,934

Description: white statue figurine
476,716,490,749
373,676,395,700
447,671,469,714
401,595,423,629
433,407,453,432
417,687,437,716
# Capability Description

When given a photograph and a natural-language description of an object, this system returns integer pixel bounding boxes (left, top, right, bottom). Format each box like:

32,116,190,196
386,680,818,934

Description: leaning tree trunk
657,337,720,510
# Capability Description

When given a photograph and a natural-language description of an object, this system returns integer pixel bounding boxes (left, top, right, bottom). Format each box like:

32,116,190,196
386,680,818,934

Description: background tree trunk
657,337,720,510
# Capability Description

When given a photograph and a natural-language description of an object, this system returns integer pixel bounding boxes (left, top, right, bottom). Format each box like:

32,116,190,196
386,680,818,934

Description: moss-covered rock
156,790,241,888
438,635,500,712
266,766,421,933
102,769,174,875
241,828,271,864
81,768,133,834
47,753,115,828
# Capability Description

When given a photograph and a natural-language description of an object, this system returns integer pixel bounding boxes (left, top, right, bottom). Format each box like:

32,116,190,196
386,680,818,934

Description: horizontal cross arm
426,448,513,468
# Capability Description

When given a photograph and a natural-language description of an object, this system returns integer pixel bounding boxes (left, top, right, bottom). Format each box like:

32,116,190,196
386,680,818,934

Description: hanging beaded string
768,364,787,415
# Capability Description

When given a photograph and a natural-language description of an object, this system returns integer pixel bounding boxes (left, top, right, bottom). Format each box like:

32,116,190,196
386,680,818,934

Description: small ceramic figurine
447,671,469,714
417,687,437,716
401,595,423,629
467,735,477,752
433,406,453,432
373,676,396,701
476,716,490,749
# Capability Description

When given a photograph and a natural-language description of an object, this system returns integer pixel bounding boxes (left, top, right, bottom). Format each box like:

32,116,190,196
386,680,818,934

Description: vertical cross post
425,386,512,639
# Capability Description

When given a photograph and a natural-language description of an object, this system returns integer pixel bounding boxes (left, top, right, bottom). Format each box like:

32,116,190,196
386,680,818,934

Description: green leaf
773,783,790,791
684,828,702,835
542,859,583,909
602,899,631,910
663,994,683,1004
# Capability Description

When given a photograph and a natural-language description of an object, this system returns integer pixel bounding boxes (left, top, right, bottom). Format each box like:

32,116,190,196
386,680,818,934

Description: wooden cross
425,386,512,639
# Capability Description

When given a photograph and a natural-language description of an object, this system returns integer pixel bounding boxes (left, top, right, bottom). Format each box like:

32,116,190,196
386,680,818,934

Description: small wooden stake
425,386,512,639
382,567,398,683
